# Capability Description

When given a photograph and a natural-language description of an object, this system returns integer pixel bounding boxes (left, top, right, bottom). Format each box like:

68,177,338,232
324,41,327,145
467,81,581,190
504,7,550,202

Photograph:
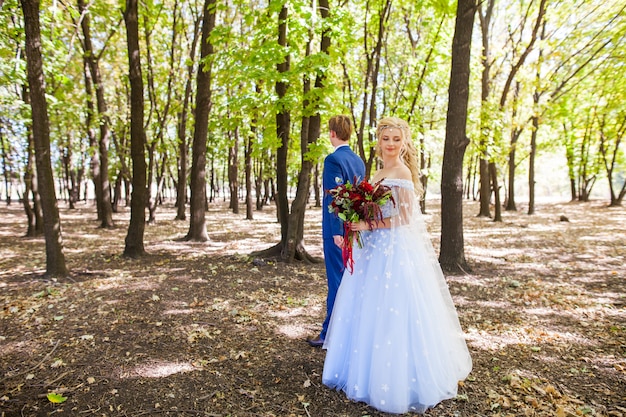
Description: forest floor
0,197,625,417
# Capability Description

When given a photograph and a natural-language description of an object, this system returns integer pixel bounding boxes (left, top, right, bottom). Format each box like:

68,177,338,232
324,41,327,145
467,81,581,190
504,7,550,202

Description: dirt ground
0,197,624,417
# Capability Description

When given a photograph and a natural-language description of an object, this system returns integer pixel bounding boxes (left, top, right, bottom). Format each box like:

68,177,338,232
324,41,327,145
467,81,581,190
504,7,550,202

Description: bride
322,116,472,414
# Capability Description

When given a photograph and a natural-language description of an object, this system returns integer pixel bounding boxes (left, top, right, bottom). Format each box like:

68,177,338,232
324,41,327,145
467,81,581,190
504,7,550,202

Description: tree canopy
1,0,625,269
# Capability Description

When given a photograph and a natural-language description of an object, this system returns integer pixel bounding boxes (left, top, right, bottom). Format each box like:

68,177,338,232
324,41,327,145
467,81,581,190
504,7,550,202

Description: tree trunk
21,85,43,236
175,105,189,220
313,162,320,208
562,123,577,201
354,0,392,178
255,155,265,210
209,156,216,203
146,140,158,224
489,161,502,221
528,115,538,214
506,128,521,211
462,159,469,199
0,123,11,205
439,0,476,274
274,4,290,252
285,0,329,262
61,136,77,209
419,112,434,213
478,152,491,217
228,128,239,214
528,21,547,215
78,0,113,228
110,125,131,210
123,0,148,258
112,172,122,212
81,56,102,218
23,128,40,236
477,0,494,218
147,148,167,223
21,177,36,236
253,1,329,263
185,0,216,242
155,154,167,207
20,0,68,277
577,111,599,203
143,4,177,225
245,126,254,220
175,14,201,221
598,114,626,207
505,82,522,211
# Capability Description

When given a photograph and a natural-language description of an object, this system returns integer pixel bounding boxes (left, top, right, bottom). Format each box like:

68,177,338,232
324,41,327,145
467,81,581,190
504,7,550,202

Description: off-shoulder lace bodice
381,178,414,189
378,178,416,224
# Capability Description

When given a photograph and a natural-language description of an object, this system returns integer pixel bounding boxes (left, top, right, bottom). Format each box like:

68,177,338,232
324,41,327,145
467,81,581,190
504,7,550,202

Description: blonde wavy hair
375,116,424,197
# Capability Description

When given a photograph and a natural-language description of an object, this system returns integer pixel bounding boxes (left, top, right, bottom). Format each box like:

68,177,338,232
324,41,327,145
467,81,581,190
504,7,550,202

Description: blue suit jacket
322,145,366,239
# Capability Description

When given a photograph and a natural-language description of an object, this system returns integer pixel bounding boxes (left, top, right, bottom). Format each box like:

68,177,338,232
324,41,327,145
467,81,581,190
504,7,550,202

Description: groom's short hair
329,115,352,142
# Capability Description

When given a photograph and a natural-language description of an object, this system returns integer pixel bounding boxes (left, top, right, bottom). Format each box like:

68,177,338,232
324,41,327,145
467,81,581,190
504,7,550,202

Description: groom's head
329,115,352,142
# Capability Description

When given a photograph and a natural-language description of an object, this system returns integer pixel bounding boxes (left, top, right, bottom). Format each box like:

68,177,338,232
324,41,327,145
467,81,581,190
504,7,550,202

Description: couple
307,115,472,414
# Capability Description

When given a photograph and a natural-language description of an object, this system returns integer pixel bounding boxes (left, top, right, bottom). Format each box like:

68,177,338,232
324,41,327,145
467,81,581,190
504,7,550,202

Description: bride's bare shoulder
386,165,411,181
371,165,411,182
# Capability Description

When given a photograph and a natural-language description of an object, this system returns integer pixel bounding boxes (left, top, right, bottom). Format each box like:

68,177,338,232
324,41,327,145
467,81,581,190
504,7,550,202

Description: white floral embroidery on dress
321,175,473,414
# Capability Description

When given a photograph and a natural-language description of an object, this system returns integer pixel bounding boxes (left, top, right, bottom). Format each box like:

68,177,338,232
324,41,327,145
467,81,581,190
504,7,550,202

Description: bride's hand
350,221,366,232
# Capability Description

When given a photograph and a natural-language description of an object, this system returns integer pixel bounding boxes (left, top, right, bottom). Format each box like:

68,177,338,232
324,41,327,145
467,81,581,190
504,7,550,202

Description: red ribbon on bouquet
342,222,356,274
342,222,364,274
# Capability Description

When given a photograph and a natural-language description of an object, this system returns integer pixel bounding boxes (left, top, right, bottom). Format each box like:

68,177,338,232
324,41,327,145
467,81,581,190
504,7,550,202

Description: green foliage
2,0,624,204
46,392,67,404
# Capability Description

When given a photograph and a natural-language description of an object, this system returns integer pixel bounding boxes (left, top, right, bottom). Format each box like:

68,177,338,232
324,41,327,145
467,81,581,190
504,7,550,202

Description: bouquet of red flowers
328,177,395,272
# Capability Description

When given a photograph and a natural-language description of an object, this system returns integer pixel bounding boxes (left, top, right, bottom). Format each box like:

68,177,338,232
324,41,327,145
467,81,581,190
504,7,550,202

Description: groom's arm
323,154,346,238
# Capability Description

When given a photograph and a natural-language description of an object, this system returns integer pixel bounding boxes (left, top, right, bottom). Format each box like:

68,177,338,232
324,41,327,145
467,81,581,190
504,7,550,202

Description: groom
307,115,366,348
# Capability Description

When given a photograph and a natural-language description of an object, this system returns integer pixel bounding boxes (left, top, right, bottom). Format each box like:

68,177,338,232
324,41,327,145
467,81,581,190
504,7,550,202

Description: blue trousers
320,237,344,340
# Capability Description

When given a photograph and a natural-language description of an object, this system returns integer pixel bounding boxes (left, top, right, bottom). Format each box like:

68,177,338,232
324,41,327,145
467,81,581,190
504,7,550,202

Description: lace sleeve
378,183,415,229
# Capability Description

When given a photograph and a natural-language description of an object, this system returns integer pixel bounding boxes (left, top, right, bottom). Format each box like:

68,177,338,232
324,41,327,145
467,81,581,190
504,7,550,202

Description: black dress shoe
306,336,324,347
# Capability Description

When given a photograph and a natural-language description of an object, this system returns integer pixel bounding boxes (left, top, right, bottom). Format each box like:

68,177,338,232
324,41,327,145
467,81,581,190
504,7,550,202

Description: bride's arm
350,186,414,231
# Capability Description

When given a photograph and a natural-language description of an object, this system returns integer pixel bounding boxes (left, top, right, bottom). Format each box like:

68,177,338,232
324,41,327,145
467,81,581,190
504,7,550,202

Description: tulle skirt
322,224,472,414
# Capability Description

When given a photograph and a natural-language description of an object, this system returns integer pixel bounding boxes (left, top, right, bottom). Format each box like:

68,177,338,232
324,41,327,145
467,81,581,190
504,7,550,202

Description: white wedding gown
322,178,472,414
